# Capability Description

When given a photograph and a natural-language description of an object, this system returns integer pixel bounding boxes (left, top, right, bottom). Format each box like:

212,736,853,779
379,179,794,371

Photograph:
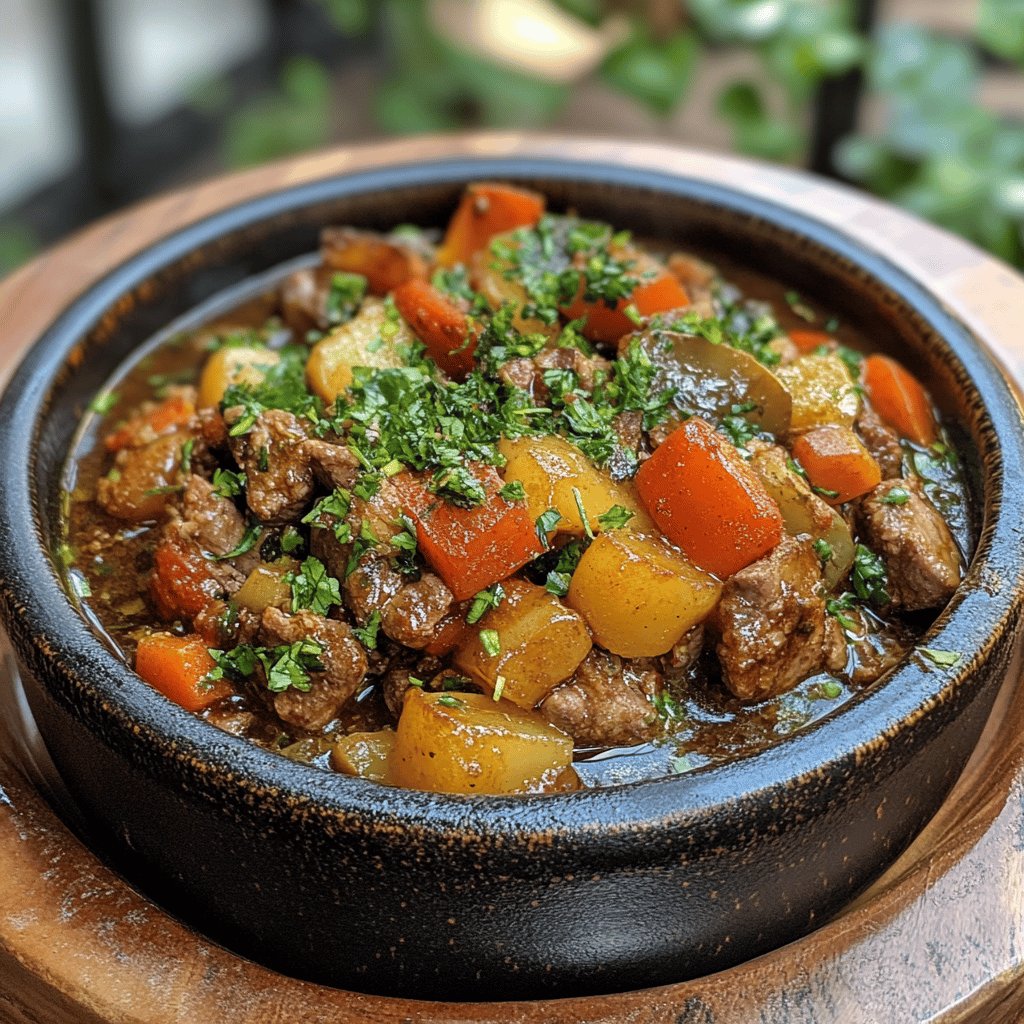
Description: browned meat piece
498,357,540,395
856,477,961,611
228,410,315,524
309,522,350,583
279,265,336,335
302,437,360,491
261,607,368,731
343,554,404,626
856,403,904,480
380,572,454,649
533,347,611,393
715,536,829,701
823,615,849,674
96,431,190,522
849,629,909,685
197,406,229,451
667,253,718,319
380,657,444,718
195,600,261,648
541,648,663,748
320,227,428,295
608,410,647,479
178,474,246,557
660,625,704,676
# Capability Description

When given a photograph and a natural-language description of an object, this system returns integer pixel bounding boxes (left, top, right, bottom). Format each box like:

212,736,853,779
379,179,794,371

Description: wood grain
2,134,1023,1023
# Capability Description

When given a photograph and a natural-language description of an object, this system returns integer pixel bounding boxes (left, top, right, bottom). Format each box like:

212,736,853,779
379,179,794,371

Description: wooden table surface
2,135,1024,1023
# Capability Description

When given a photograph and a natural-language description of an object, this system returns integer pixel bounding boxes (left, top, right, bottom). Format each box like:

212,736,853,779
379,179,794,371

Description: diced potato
567,531,721,658
390,690,575,795
306,298,413,404
498,434,652,539
331,730,396,782
453,578,592,708
636,329,792,436
198,345,281,409
234,559,298,612
776,353,859,431
748,446,854,590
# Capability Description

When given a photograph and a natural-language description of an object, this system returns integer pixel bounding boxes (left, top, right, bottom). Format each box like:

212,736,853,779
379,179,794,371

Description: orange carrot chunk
437,182,545,267
791,425,882,504
635,417,783,578
392,467,544,601
135,632,230,712
863,354,937,446
788,329,834,355
149,539,223,621
392,279,480,379
104,393,195,452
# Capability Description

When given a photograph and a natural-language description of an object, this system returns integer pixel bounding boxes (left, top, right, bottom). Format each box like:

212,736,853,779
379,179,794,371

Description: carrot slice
135,632,231,712
392,279,480,378
791,425,881,504
562,270,689,345
320,227,427,295
635,417,783,578
150,539,223,621
437,183,545,268
863,354,937,446
788,329,834,354
392,467,544,601
104,393,195,452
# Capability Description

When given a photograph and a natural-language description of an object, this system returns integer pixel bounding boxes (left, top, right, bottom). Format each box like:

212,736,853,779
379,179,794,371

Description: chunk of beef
380,572,454,649
194,600,262,649
498,357,541,396
856,403,904,480
715,536,828,701
660,625,705,677
533,347,611,394
179,474,246,557
97,431,191,522
380,656,444,719
320,227,427,295
197,406,229,451
856,477,961,611
668,252,718,320
343,554,404,626
279,265,335,335
541,648,663,747
608,410,646,480
228,409,315,524
260,607,368,731
302,437,360,491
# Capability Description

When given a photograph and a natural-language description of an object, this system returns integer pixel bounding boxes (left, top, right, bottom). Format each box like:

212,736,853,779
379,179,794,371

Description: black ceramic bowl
1,148,1023,1002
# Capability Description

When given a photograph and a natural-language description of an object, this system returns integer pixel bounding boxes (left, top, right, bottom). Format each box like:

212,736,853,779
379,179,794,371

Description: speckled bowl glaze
1,152,1022,1002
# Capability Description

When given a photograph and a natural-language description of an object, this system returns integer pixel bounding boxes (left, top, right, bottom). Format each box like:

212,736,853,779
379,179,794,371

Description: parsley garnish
543,539,585,596
90,390,119,415
179,438,195,475
212,468,246,498
391,514,419,574
467,584,506,625
881,487,911,506
812,538,834,564
571,486,595,539
287,556,341,616
851,544,890,607
214,520,262,560
479,629,501,657
918,647,962,668
597,504,634,530
536,508,562,544
499,480,526,502
437,694,466,709
222,344,319,437
813,485,841,499
825,592,860,633
651,690,683,724
280,526,304,553
353,610,382,650
302,488,352,542
324,272,367,326
205,639,324,693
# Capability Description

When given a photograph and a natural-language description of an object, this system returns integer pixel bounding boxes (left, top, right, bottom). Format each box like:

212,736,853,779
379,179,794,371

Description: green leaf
479,629,501,658
600,29,698,116
288,557,342,616
918,647,962,668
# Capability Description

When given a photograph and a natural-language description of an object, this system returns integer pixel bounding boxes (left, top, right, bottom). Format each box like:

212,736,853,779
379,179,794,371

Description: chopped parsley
479,629,501,657
851,544,890,607
571,486,595,539
391,514,419,574
536,508,562,544
467,584,506,625
650,689,683,724
302,488,352,542
324,272,367,326
542,539,585,596
881,487,911,506
597,504,634,530
437,694,466,709
222,344,319,436
89,390,119,415
825,592,860,633
813,485,841,499
812,538,834,564
280,526,304,553
214,520,262,561
212,468,246,498
499,480,526,503
286,556,341,616
353,610,382,650
205,639,324,693
179,438,195,475
918,647,962,668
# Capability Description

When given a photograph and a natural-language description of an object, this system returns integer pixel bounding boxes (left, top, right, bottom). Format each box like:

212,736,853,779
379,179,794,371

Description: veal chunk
715,536,827,702
856,477,961,611
856,403,904,480
260,607,368,732
541,648,663,748
179,474,246,557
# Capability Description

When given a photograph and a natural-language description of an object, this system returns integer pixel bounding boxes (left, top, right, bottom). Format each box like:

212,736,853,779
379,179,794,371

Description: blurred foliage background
4,0,1024,273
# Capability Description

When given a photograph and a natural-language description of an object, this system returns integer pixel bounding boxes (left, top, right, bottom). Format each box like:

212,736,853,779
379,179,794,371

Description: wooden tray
2,136,1023,1023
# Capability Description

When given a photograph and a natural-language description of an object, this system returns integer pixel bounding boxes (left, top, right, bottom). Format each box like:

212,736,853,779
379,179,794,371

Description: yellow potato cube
331,730,396,782
567,531,721,658
198,345,281,408
776,352,859,431
390,690,574,795
453,578,592,709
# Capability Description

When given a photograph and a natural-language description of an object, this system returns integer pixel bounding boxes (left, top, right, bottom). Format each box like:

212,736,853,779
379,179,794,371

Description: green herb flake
597,504,635,530
437,694,466,709
536,508,562,545
813,485,841,499
280,526,304,554
212,468,246,498
812,538,834,564
287,556,341,616
499,480,526,503
214,520,262,561
881,487,911,506
492,675,506,702
479,629,501,658
571,486,594,540
264,639,324,693
179,437,195,475
851,544,891,607
467,583,506,625
324,272,368,326
353,610,382,651
89,391,119,415
918,647,962,668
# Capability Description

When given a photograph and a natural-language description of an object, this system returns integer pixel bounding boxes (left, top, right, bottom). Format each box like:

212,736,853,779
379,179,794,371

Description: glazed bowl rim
2,147,1023,839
